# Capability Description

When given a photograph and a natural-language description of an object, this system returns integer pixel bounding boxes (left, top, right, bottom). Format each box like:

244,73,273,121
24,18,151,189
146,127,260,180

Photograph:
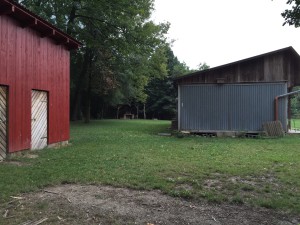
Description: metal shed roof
0,0,81,50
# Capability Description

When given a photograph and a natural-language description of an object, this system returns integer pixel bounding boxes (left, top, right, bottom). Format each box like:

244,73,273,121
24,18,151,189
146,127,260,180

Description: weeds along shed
0,0,81,159
175,47,300,134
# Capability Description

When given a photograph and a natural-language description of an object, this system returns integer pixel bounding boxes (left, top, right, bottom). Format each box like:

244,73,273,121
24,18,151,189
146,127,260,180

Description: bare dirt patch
1,184,299,225
0,160,30,167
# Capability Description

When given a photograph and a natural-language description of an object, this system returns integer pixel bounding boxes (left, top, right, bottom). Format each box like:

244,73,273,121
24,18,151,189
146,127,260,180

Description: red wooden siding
0,15,70,152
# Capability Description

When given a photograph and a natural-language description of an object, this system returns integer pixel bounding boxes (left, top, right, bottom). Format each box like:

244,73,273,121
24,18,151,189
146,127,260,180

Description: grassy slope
0,120,300,213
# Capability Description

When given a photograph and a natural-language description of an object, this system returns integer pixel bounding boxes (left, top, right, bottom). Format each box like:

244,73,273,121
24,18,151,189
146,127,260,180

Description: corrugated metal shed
178,83,288,133
175,47,300,133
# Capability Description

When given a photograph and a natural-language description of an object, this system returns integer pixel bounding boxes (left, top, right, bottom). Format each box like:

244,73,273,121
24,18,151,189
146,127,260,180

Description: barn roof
0,0,81,50
174,46,300,82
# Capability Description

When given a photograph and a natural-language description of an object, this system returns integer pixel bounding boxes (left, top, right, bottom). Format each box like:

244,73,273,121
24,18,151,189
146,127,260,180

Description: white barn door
31,90,48,150
0,86,7,160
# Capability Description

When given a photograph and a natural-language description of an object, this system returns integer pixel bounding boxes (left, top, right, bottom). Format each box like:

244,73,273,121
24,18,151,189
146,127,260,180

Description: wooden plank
0,5,15,16
31,90,47,150
263,121,284,137
0,86,7,160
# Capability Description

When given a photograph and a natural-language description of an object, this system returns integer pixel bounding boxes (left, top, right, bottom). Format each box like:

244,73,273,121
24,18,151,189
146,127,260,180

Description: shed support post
178,85,181,131
287,87,293,130
274,97,279,121
274,89,300,123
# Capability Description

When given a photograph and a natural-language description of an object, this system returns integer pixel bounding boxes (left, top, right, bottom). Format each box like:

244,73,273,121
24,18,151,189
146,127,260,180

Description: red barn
0,0,81,159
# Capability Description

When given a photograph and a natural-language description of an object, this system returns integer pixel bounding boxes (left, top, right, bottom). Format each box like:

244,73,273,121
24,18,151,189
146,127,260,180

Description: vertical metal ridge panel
179,83,287,132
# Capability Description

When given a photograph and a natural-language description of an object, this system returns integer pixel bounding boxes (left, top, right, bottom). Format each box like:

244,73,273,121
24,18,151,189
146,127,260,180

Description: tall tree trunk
143,104,146,119
101,106,104,119
71,49,92,121
136,105,139,119
117,106,121,119
83,71,92,123
66,2,77,34
83,94,91,123
288,87,292,130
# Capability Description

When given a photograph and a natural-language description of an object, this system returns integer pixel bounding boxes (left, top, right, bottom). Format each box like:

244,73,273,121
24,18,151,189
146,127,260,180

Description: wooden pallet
263,121,285,137
171,119,178,130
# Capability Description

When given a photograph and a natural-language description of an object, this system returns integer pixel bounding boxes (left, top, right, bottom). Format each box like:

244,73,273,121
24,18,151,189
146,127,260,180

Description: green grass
291,119,300,129
1,120,300,213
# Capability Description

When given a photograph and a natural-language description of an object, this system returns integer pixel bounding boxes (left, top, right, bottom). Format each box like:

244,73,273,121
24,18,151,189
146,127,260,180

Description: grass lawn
291,119,300,129
1,120,300,213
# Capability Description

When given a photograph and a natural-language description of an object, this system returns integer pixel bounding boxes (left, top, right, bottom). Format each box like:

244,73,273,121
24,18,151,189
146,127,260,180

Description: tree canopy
282,0,300,27
18,0,169,120
17,0,198,121
281,0,300,117
145,46,195,119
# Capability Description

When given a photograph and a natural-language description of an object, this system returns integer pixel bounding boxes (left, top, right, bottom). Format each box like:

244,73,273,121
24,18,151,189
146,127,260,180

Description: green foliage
291,119,300,129
145,46,192,119
1,120,300,213
291,87,300,118
18,0,170,121
282,0,300,27
197,62,210,71
145,47,209,119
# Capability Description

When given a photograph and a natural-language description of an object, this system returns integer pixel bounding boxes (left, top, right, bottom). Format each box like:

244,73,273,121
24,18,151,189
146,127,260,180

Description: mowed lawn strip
0,120,300,213
291,118,300,129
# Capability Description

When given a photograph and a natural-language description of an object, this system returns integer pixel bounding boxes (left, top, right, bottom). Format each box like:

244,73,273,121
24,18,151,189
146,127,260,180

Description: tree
18,0,169,122
197,62,210,71
145,46,191,119
280,2,300,118
291,87,300,118
282,0,300,27
145,46,211,120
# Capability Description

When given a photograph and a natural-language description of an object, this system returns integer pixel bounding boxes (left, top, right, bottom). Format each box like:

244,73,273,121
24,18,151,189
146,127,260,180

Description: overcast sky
152,0,300,70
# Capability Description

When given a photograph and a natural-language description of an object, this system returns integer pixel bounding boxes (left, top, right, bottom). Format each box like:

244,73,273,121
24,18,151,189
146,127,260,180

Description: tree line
17,0,300,121
282,0,300,118
17,0,196,122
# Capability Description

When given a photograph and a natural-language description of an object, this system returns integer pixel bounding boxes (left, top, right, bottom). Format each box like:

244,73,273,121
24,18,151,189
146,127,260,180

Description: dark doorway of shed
0,86,7,160
31,90,48,150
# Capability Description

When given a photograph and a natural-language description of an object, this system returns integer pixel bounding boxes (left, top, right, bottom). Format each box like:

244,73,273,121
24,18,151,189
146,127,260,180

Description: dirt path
1,184,299,225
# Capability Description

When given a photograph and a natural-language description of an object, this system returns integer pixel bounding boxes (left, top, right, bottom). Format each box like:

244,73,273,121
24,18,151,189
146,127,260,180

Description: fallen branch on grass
20,217,48,225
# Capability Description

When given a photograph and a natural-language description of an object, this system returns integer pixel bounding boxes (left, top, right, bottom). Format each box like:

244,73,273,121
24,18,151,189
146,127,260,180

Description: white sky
152,0,300,69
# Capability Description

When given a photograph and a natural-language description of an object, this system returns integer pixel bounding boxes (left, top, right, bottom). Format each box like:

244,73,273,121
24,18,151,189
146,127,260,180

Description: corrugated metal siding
179,83,287,132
